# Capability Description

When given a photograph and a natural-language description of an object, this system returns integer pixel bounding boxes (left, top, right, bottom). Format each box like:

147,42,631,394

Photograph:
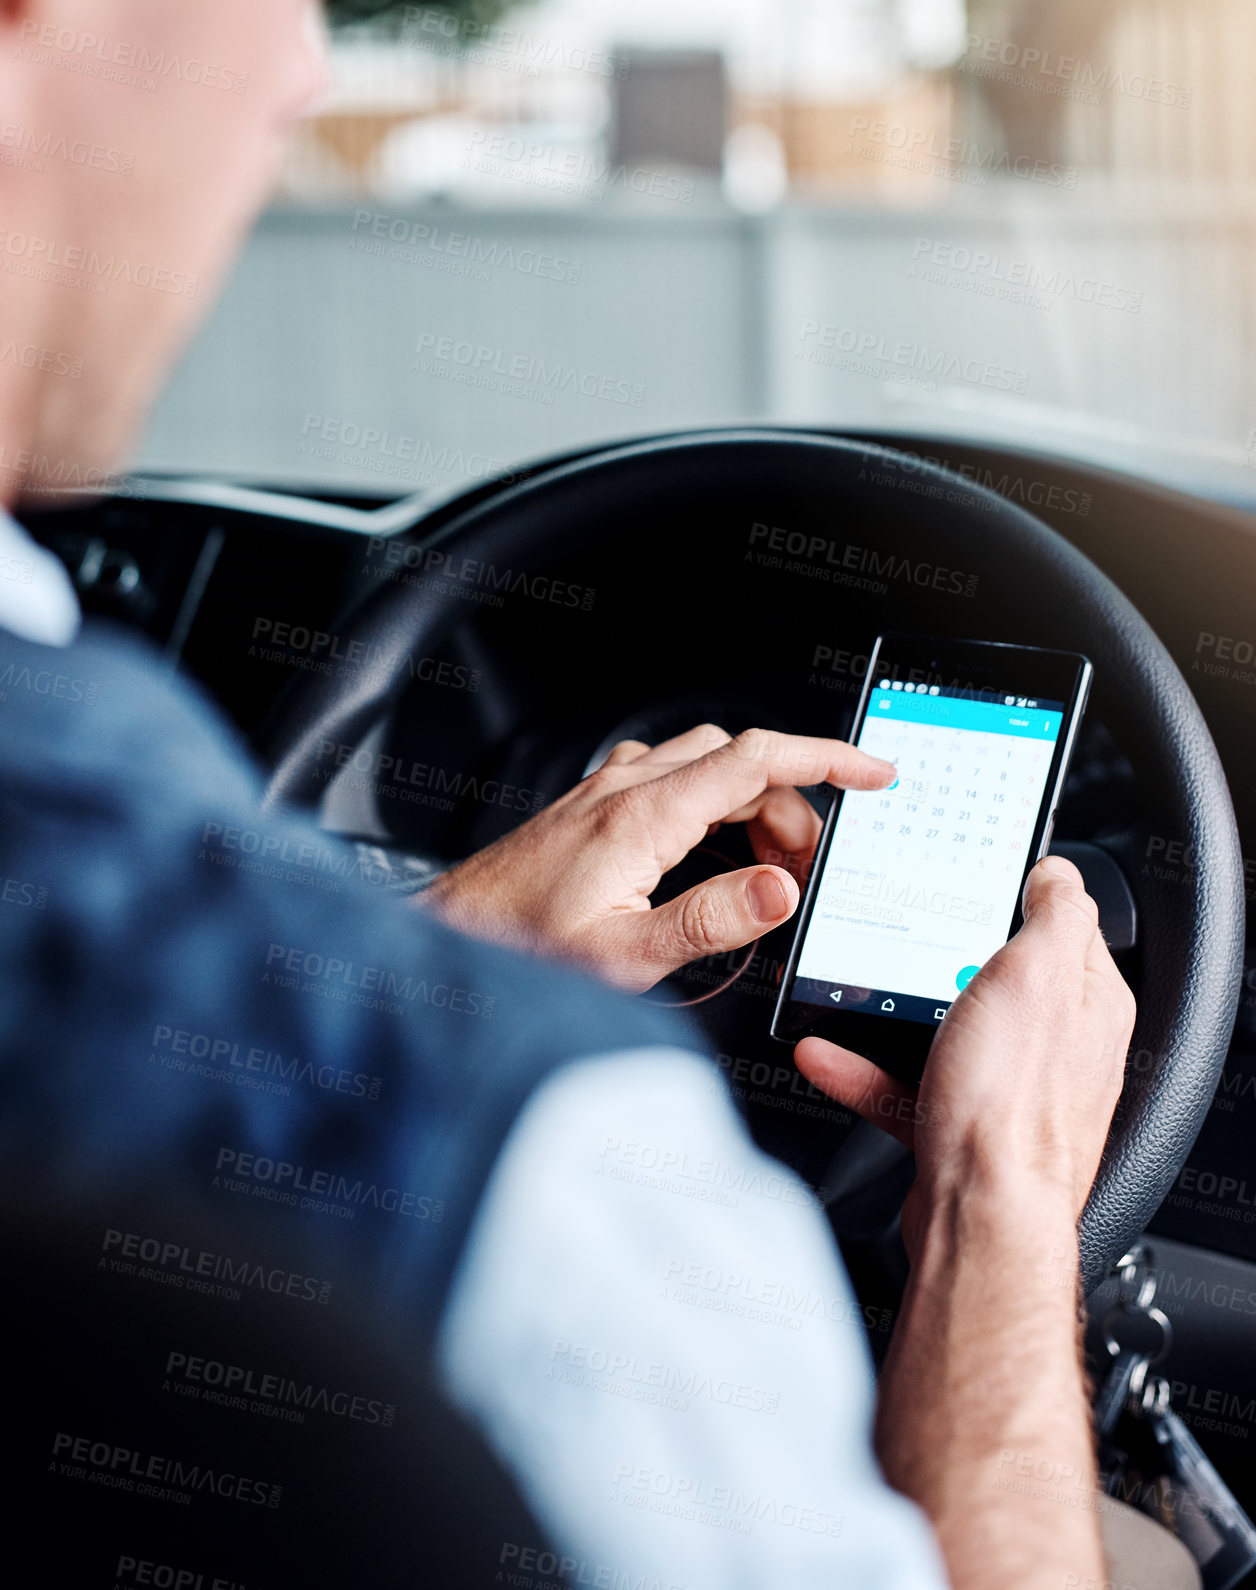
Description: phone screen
790,678,1066,1025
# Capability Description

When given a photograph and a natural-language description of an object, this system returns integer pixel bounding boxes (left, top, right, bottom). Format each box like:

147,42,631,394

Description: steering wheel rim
260,428,1245,1291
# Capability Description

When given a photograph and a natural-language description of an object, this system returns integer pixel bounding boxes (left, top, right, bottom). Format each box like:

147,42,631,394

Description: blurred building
280,0,973,206
959,0,1254,188
139,0,1256,492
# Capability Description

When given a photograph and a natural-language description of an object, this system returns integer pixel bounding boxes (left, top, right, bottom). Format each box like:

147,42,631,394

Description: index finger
794,1036,919,1152
629,729,895,870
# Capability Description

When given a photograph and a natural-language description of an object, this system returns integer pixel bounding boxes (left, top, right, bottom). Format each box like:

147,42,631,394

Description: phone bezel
770,632,1093,1083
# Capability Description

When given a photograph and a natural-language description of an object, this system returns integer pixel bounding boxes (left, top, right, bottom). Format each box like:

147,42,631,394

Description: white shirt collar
0,505,81,647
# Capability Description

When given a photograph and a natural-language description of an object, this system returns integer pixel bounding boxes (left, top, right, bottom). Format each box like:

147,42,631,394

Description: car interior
22,424,1256,1555
17,0,1256,1579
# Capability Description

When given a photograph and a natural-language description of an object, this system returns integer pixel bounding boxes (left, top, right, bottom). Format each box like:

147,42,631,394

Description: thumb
622,865,799,985
1018,853,1099,949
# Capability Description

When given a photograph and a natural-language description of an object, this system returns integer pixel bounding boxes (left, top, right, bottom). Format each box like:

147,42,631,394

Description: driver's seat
4,1195,553,1586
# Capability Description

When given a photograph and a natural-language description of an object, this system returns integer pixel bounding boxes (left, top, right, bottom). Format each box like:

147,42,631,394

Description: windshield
135,0,1251,502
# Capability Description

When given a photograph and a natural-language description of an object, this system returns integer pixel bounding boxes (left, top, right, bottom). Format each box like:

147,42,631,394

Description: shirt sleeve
436,1048,949,1590
0,509,80,647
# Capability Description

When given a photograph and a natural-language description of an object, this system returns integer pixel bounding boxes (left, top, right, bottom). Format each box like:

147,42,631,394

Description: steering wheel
260,429,1244,1291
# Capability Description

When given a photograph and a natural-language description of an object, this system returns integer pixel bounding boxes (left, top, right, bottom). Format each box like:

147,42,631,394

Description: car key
1094,1245,1171,1444
1094,1344,1150,1445
1132,1373,1256,1590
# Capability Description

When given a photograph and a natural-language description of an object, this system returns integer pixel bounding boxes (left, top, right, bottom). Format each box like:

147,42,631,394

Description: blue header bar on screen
865,687,1063,740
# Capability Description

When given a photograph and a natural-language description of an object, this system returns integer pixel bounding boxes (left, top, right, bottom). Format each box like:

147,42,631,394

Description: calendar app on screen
794,683,1064,1019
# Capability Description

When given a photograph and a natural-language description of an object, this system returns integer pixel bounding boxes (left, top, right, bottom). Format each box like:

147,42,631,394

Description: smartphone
771,633,1092,1083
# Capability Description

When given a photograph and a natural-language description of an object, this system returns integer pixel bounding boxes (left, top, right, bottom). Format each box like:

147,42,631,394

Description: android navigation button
829,990,843,1003
880,998,895,1012
934,1007,947,1021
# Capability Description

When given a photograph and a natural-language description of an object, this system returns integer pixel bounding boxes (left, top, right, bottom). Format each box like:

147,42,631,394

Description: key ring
1101,1302,1173,1364
1102,1243,1172,1365
1113,1243,1159,1314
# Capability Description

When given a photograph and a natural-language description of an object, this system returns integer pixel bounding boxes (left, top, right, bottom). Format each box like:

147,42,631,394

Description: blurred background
138,0,1256,502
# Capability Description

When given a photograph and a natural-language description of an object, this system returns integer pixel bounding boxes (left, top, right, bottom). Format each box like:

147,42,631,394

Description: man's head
0,0,329,504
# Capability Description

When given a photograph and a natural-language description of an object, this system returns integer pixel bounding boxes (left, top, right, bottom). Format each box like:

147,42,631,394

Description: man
0,2,1196,1585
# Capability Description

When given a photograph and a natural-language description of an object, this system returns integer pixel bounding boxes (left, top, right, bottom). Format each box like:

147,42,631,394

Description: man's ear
0,0,38,115
0,0,41,42
0,0,70,41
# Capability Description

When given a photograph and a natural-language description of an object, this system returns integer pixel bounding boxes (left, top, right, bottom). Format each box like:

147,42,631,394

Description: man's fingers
700,785,822,880
794,1037,919,1151
622,864,799,981
590,725,732,790
1018,855,1101,953
743,788,822,881
600,738,652,768
635,729,896,875
629,722,731,766
701,729,897,795
1022,851,1084,903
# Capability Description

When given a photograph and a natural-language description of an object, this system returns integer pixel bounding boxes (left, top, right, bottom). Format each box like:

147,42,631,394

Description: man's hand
422,724,895,992
792,853,1138,1590
795,853,1136,1243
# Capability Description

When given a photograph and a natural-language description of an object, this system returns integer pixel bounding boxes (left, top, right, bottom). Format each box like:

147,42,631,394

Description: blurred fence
136,195,1256,495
